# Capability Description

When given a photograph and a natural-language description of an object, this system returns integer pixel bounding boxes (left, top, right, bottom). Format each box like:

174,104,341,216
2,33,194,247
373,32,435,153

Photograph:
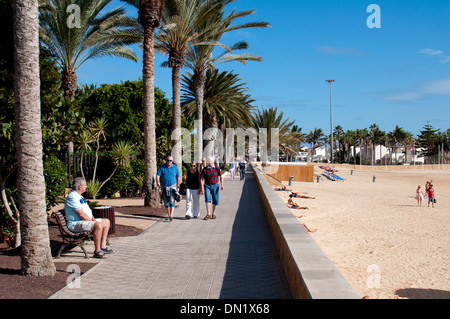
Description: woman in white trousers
229,160,236,180
184,162,201,219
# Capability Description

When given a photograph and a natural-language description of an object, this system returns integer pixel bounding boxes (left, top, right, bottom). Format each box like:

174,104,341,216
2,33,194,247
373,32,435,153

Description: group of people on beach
415,180,436,207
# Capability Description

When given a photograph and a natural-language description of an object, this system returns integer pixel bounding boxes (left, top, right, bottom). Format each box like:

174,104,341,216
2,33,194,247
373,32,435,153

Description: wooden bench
52,209,92,259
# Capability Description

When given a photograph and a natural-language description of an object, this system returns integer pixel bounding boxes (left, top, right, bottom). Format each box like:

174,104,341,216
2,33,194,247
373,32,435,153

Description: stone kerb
252,164,360,299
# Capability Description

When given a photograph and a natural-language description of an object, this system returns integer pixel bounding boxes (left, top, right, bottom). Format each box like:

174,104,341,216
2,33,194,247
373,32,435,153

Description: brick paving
50,170,292,299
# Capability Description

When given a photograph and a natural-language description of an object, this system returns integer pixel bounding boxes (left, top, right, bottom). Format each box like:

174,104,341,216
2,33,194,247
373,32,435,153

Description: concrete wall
252,165,360,299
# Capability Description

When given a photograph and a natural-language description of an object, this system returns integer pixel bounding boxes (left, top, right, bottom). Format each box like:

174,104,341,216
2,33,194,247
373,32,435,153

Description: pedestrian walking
229,159,236,180
200,157,224,220
238,159,247,180
184,161,201,219
156,156,181,221
426,183,435,208
415,185,424,207
200,157,207,172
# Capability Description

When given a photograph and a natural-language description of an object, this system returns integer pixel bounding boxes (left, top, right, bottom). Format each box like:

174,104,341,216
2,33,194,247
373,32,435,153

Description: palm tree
306,128,325,162
401,130,414,164
345,130,357,164
13,0,56,276
355,128,369,165
138,0,164,207
252,107,297,160
388,125,407,164
154,0,226,171
183,1,269,163
182,68,255,154
334,125,344,163
39,0,141,100
369,123,386,165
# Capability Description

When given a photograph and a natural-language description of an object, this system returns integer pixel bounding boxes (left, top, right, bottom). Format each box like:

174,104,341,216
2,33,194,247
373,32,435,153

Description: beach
272,166,450,299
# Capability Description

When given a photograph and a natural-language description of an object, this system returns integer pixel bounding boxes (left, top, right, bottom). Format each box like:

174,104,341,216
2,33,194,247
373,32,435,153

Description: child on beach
415,185,424,207
426,184,435,208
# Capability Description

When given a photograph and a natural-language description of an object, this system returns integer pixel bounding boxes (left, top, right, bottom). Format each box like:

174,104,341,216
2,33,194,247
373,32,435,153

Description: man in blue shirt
156,156,181,221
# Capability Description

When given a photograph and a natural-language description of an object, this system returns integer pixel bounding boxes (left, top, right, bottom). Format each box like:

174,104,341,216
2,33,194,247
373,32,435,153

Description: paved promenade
50,169,292,299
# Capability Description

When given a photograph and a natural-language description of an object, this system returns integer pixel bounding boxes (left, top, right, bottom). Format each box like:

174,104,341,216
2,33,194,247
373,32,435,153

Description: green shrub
103,166,133,198
43,155,66,210
128,158,145,196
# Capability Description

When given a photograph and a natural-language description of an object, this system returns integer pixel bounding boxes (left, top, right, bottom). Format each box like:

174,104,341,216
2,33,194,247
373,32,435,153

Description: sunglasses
191,164,196,167
166,159,173,162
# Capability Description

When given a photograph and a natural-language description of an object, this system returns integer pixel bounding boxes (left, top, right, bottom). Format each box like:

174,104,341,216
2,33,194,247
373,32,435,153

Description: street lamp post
326,79,335,163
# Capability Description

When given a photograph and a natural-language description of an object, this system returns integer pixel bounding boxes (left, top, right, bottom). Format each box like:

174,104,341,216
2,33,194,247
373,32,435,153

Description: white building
298,144,425,164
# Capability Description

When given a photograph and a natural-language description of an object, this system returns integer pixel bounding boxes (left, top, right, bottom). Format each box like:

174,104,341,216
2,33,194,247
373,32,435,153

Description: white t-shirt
64,190,93,229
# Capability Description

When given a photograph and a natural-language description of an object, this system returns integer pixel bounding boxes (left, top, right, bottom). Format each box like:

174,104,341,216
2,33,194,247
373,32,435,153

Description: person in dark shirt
200,157,224,220
184,161,201,219
238,160,247,180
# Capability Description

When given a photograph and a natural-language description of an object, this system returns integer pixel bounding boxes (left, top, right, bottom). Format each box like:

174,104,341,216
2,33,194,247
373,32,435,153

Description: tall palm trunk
13,0,55,276
171,65,182,174
193,71,206,164
139,0,164,207
203,107,218,159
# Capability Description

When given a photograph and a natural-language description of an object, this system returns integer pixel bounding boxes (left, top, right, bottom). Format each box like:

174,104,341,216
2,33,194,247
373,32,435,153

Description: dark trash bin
93,206,116,235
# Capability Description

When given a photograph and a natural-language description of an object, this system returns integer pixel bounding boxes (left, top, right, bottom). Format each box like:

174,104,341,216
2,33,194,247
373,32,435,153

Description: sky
77,0,450,138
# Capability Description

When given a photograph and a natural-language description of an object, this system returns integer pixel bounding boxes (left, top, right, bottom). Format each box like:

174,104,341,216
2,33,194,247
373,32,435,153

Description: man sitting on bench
64,177,113,259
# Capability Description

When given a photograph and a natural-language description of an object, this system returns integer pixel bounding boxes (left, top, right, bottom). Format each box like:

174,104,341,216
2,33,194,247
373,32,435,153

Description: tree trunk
193,71,205,165
142,25,159,207
13,0,56,276
171,65,182,175
203,107,218,159
62,67,78,101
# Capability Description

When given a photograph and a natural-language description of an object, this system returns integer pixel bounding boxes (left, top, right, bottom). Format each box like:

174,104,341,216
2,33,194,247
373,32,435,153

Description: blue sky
78,0,450,138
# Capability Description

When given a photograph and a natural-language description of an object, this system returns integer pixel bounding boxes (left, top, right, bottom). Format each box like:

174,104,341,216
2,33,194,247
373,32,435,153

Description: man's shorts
204,183,219,205
69,219,103,233
162,189,176,208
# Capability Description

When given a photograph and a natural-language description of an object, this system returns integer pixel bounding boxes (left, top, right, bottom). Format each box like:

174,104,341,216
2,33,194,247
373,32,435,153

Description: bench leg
57,243,68,258
79,241,89,259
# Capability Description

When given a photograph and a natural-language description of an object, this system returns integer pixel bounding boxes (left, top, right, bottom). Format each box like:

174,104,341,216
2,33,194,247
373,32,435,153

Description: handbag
179,182,186,195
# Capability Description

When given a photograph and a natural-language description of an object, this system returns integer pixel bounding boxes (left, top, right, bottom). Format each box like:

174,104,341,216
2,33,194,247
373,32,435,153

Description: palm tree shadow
395,288,450,299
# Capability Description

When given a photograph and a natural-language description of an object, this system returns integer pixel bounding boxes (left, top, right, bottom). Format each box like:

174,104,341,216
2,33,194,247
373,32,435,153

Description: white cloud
421,78,450,95
383,91,423,102
419,48,444,56
419,48,450,63
383,77,450,102
439,56,450,64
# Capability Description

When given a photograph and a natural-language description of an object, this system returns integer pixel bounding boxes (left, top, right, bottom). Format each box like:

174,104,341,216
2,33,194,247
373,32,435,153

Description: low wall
252,164,359,299
258,163,314,182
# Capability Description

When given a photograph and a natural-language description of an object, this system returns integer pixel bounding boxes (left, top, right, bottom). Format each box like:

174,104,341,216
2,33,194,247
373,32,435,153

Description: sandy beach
272,166,450,299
